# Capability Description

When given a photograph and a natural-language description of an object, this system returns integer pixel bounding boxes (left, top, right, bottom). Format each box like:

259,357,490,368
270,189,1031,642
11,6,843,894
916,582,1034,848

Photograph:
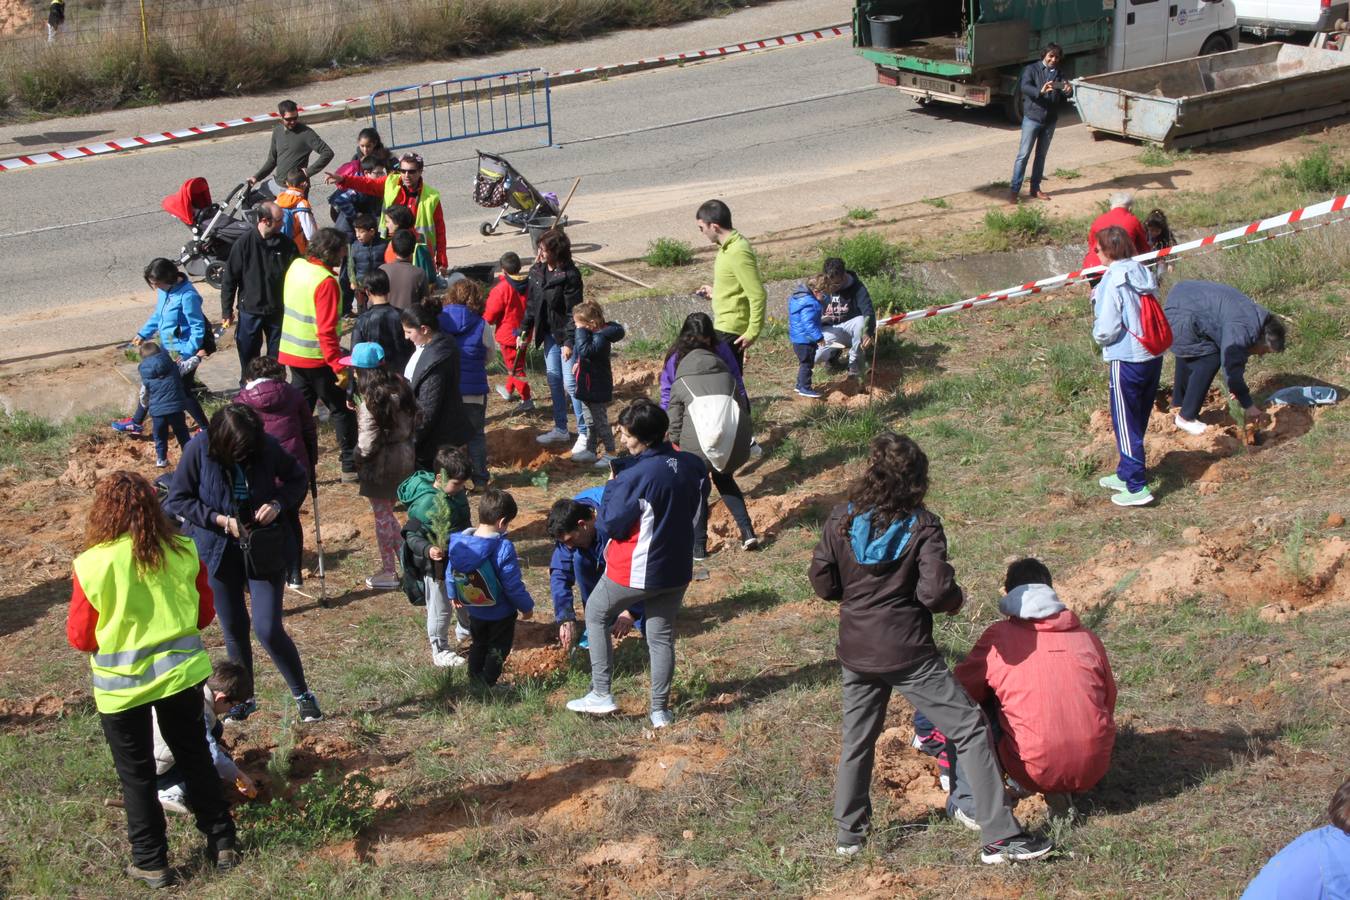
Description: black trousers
1172,352,1222,421
715,329,746,374
289,364,356,473
99,683,236,869
235,311,281,379
467,613,517,686
693,466,755,554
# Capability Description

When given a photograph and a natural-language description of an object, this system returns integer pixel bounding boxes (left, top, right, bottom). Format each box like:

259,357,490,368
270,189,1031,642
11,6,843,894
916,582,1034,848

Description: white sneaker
1174,415,1208,436
749,439,763,459
570,433,589,455
365,572,399,590
455,623,471,642
650,708,674,729
572,449,598,464
741,536,760,551
158,785,190,815
536,427,570,445
836,843,863,857
566,691,619,715
951,806,981,832
431,647,466,668
495,384,512,401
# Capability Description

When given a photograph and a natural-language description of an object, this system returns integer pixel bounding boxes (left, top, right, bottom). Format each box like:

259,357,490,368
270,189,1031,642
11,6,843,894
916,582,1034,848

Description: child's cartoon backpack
1128,291,1173,356
451,555,504,608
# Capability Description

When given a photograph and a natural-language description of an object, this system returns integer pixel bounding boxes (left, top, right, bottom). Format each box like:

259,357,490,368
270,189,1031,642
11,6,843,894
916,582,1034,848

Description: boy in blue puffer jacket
137,342,192,468
447,488,534,687
788,274,830,399
439,280,497,488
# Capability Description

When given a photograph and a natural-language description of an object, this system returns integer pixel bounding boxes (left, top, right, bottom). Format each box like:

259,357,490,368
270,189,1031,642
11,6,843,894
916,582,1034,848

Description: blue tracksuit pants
1108,358,1163,492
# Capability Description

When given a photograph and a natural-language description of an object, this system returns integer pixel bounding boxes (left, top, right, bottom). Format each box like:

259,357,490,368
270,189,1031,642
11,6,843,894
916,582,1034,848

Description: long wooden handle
574,256,652,289
555,177,581,222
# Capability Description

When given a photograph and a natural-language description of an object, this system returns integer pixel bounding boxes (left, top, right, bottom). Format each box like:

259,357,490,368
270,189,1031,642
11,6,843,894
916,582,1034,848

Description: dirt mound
821,376,888,409
0,692,80,730
1081,388,1317,490
872,727,950,819
612,359,659,397
0,0,34,37
58,433,157,489
705,488,845,552
1058,523,1350,620
487,426,559,471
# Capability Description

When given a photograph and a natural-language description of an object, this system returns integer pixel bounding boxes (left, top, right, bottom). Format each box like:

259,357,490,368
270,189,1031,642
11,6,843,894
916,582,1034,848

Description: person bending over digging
808,432,1053,865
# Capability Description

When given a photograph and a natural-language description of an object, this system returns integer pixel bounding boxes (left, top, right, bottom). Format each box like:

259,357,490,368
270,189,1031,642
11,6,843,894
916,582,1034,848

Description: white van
1111,0,1242,70
1234,0,1348,36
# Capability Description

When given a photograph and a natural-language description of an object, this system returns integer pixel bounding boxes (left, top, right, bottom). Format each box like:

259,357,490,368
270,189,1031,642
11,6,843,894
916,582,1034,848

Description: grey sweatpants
585,575,686,712
815,314,869,367
834,656,1022,847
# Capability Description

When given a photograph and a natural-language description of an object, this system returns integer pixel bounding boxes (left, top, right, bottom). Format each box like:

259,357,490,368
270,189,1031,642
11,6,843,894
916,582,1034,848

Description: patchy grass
0,409,116,473
845,207,878,221
921,197,950,209
642,237,695,268
1138,146,1192,167
1053,168,1082,180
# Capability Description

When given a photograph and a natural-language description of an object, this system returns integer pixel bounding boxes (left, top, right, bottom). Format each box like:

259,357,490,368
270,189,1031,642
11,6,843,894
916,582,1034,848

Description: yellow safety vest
279,257,336,363
72,534,211,714
381,178,441,256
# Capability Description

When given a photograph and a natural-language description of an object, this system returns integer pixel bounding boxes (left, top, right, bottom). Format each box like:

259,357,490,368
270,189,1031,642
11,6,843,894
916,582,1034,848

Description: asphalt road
0,31,1141,358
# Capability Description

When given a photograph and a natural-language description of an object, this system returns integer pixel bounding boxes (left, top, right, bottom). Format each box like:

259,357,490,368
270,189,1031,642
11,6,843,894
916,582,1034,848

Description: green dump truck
854,0,1239,120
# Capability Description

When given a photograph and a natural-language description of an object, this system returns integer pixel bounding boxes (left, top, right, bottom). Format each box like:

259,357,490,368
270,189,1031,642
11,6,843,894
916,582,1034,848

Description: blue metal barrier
370,68,553,151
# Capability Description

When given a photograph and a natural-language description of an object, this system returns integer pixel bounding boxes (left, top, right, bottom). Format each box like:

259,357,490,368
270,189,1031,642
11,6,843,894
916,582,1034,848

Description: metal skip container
1070,43,1350,149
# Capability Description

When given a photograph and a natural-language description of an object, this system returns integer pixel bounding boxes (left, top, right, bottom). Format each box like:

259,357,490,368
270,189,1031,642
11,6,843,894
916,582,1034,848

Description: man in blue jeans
1009,43,1073,204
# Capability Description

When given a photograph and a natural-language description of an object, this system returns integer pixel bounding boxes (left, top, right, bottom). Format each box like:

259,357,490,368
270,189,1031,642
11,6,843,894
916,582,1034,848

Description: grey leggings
585,575,686,712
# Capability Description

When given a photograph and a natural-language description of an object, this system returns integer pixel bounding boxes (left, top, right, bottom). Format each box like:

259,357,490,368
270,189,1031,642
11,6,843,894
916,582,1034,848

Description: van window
1130,0,1160,4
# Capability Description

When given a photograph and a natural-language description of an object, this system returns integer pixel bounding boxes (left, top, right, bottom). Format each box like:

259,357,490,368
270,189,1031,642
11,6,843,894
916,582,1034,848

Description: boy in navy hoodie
447,488,534,686
138,342,192,467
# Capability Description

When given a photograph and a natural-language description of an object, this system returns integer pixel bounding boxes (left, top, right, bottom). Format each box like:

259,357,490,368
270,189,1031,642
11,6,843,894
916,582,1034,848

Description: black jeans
1172,352,1222,421
289,364,356,473
467,613,517,686
235,311,281,378
99,683,236,869
693,465,755,554
715,329,746,374
285,507,304,584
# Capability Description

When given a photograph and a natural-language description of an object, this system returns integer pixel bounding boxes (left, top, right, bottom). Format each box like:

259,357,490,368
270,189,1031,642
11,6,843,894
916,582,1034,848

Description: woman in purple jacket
234,356,318,589
658,313,747,410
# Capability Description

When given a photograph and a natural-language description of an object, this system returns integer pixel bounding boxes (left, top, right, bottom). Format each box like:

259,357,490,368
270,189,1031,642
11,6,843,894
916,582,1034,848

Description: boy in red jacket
483,251,533,414
917,558,1116,824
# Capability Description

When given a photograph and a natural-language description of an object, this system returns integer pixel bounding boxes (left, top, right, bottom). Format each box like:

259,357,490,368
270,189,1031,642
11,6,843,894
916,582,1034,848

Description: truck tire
1200,33,1232,55
1002,88,1023,125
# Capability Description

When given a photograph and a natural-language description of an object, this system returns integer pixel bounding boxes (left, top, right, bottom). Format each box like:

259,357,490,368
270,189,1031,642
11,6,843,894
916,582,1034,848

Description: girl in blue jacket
788,275,829,399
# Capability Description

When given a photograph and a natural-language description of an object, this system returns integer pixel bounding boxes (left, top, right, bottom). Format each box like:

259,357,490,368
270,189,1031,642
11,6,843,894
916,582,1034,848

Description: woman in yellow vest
67,471,239,889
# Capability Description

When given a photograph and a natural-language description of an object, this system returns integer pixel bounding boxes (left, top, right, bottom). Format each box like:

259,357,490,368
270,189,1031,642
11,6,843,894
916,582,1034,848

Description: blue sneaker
110,417,143,435
578,632,589,650
794,386,822,399
223,697,257,722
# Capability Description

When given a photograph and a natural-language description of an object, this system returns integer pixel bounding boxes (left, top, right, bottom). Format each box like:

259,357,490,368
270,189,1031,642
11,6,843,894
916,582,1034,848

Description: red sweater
67,562,215,652
1082,207,1150,269
278,257,344,373
338,174,447,269
483,273,528,346
954,604,1117,794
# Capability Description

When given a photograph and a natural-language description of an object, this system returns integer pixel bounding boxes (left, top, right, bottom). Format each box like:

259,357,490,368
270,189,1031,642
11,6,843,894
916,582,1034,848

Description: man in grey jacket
248,100,334,198
1164,280,1286,435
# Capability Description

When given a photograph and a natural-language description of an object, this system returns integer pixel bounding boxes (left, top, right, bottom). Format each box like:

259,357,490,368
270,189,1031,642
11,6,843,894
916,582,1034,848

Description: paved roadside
0,0,847,164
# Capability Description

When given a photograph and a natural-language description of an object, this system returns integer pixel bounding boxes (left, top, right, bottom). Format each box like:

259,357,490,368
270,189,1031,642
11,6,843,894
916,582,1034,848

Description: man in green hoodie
397,448,472,668
695,200,766,373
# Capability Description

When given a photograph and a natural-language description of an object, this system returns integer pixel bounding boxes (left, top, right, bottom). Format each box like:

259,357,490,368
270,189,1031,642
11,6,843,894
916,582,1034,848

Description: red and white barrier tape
879,193,1350,328
0,23,849,173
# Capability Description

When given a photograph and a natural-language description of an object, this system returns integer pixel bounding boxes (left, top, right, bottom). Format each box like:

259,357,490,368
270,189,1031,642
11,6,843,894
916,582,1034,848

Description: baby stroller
162,177,254,289
474,150,564,237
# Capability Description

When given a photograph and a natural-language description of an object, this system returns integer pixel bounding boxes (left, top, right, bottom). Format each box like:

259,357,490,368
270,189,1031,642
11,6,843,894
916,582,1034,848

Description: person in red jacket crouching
915,558,1117,825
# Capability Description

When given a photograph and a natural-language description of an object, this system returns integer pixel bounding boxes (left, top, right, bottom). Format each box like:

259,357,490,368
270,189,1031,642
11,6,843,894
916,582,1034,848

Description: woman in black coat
165,404,321,722
520,229,585,445
400,302,468,471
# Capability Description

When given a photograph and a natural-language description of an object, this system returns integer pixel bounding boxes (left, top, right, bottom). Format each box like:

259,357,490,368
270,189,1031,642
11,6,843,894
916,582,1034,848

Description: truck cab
855,0,1239,117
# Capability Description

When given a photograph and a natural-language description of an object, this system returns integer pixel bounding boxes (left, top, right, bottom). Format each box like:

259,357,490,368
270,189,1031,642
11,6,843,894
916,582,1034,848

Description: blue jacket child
573,322,627,403
138,347,190,418
788,284,824,345
549,487,644,638
447,529,534,622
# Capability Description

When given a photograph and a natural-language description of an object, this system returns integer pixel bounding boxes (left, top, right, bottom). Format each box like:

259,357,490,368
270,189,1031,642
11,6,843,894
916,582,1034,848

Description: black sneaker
125,864,175,889
294,691,323,722
981,833,1054,864
206,843,241,872
223,697,257,722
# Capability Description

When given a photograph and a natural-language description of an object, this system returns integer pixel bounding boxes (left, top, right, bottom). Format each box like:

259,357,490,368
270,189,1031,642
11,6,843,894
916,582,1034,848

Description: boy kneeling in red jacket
914,558,1117,824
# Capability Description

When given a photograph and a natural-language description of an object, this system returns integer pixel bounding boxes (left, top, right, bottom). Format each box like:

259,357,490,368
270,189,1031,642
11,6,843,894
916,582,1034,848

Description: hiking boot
223,697,257,722
536,427,570,445
207,844,241,872
125,864,175,889
294,691,323,723
157,784,190,815
981,832,1054,864
1174,414,1208,436
495,384,512,401
1111,486,1155,507
365,572,399,590
111,417,143,435
650,708,674,729
1098,474,1127,492
566,691,619,715
794,386,822,399
512,399,536,415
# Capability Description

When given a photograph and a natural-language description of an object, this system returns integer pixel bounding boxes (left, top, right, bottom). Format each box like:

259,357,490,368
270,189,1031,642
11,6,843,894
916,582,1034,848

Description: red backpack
1129,292,1173,356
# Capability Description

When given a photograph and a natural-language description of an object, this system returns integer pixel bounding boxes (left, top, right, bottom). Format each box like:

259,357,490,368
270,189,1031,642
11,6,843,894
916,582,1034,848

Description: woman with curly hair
67,471,238,889
808,433,1052,865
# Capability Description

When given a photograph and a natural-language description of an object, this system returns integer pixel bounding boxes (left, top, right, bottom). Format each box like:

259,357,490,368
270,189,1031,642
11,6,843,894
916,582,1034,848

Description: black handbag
238,522,288,578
